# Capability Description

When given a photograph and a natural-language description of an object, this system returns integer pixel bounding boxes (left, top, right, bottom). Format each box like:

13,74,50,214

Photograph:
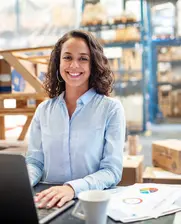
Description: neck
65,85,89,105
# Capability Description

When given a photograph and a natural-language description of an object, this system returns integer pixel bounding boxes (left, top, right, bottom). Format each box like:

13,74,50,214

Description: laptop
0,154,75,224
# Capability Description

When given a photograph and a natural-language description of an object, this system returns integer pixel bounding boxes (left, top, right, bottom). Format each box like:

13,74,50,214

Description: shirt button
77,100,83,105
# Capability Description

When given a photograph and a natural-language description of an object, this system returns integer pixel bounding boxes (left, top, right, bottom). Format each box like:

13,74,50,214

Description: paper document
107,183,181,223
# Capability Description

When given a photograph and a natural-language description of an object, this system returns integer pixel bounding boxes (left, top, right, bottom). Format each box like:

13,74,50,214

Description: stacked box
127,135,139,155
118,155,144,186
151,3,175,38
157,71,172,83
157,61,172,83
0,59,11,93
158,85,172,116
143,167,181,184
171,47,181,60
152,139,181,174
172,90,181,116
122,49,141,71
158,47,172,61
143,139,181,185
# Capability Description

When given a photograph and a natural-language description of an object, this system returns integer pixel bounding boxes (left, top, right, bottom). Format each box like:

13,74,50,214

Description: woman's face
60,37,91,90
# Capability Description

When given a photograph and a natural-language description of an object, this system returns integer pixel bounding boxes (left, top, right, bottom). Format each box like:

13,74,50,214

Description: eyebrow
63,52,90,56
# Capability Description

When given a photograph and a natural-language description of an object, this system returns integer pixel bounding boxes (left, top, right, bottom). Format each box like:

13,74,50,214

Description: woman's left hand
35,185,75,208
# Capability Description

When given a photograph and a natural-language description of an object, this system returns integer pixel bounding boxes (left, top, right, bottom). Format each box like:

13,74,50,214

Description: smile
67,72,82,78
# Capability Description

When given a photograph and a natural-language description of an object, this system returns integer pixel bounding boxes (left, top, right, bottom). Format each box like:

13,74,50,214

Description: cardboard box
158,85,172,105
118,155,144,186
172,90,181,116
152,139,181,174
159,105,172,117
0,59,11,93
143,167,181,184
158,71,172,83
0,59,11,74
122,49,141,71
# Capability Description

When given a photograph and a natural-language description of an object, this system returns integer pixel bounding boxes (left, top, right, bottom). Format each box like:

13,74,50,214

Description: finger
34,193,40,201
46,193,64,209
37,191,58,208
35,188,52,202
57,196,69,208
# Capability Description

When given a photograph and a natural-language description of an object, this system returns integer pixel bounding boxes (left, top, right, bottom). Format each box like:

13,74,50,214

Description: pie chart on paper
123,198,143,204
140,188,158,194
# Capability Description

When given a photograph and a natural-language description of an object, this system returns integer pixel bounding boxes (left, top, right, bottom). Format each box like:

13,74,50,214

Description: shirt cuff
27,164,42,187
64,178,90,198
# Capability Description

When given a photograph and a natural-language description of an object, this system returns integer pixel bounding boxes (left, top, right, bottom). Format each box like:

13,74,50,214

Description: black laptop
0,154,75,224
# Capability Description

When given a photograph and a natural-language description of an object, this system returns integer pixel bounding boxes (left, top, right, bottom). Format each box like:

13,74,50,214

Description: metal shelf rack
81,0,148,133
149,38,181,123
147,0,181,122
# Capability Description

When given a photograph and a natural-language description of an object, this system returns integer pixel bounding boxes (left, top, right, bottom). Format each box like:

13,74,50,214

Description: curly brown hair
44,30,114,98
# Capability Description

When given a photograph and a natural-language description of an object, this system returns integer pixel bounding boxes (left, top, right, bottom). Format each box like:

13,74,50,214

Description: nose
69,60,79,68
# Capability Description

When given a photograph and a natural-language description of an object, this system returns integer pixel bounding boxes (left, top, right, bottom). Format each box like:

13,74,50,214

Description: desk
34,184,178,224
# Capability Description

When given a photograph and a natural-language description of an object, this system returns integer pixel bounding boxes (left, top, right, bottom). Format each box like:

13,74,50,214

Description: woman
26,30,125,209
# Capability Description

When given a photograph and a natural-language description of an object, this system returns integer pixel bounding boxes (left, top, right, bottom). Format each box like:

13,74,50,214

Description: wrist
65,184,75,197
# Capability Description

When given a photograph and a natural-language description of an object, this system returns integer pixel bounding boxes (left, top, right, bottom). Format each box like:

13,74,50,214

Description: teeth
69,73,81,77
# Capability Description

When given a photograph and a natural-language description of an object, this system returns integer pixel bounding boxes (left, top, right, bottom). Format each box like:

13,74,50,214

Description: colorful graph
123,198,143,204
140,188,158,194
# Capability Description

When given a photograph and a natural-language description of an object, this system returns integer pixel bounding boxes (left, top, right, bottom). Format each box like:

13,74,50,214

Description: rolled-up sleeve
65,101,125,197
26,105,44,186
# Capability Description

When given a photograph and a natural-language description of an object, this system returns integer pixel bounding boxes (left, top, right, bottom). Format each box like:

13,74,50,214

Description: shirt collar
77,88,96,105
59,88,96,105
59,92,65,104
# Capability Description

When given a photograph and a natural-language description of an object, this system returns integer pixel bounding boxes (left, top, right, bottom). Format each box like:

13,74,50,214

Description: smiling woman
26,30,126,209
60,37,91,91
44,30,113,98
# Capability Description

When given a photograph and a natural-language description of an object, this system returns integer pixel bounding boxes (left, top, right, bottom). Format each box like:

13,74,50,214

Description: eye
63,56,72,60
80,57,88,61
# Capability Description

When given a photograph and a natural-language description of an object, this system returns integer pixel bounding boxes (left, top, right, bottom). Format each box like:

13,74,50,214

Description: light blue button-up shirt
26,88,125,197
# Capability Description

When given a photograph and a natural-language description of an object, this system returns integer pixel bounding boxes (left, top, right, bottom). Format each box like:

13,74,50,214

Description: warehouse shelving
149,24,181,123
104,42,140,48
81,0,148,133
153,38,181,46
81,21,141,31
82,0,181,126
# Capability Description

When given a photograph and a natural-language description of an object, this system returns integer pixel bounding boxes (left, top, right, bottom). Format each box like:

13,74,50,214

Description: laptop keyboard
35,200,75,224
37,207,58,220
